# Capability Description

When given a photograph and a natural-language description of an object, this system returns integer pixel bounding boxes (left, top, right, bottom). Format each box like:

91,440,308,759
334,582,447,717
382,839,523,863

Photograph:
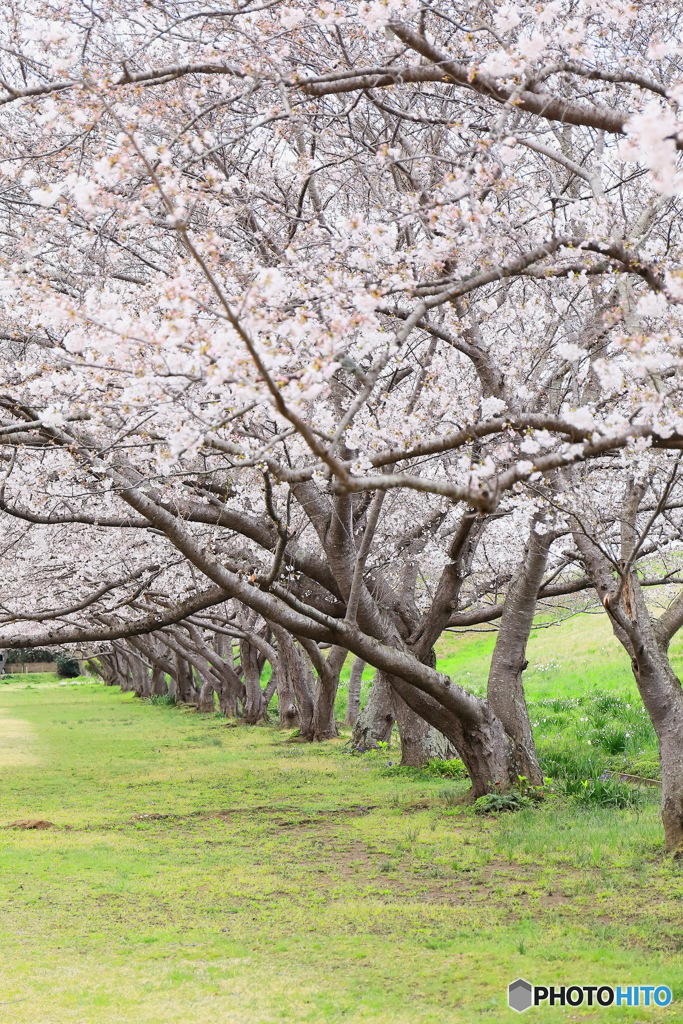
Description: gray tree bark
150,665,168,696
306,643,346,741
239,637,268,724
575,489,683,853
197,677,216,712
391,686,458,766
269,624,303,728
485,521,551,786
174,652,199,704
344,657,365,726
351,672,394,750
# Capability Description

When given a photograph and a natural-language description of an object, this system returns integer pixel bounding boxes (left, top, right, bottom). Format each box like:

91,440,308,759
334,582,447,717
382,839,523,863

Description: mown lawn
0,617,682,1023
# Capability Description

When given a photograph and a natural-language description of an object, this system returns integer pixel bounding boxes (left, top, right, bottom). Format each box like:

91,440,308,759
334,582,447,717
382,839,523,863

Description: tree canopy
3,0,683,847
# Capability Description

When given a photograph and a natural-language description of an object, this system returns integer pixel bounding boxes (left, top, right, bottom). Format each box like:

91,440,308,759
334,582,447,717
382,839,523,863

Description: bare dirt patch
7,819,55,829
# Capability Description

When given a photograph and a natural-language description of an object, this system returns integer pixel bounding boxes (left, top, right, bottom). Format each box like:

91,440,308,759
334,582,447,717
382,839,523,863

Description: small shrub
425,757,468,779
573,778,643,811
561,776,644,809
473,790,529,815
55,654,80,678
438,786,463,807
380,763,429,778
148,694,176,706
625,756,660,780
594,725,628,755
538,744,605,783
594,693,627,714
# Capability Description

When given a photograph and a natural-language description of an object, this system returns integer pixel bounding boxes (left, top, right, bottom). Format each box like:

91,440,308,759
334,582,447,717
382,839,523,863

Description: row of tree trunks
95,514,547,787
102,616,347,738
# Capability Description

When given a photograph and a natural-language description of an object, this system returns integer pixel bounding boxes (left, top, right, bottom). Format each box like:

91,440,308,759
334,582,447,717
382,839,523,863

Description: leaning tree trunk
209,634,242,716
113,648,135,691
387,671,531,796
575,519,683,851
270,626,300,728
344,657,366,726
633,653,683,852
351,671,394,750
605,610,683,853
90,654,118,686
217,666,243,717
621,573,683,852
388,643,459,766
485,522,552,787
128,655,151,698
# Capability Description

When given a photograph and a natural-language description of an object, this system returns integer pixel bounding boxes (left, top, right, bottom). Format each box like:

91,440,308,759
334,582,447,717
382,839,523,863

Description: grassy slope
434,609,683,700
334,609,659,718
0,640,682,1023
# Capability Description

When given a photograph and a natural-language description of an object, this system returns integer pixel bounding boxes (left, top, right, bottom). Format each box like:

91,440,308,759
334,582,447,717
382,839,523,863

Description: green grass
0,633,682,1023
434,606,683,701
334,607,665,718
1,671,65,685
434,612,643,698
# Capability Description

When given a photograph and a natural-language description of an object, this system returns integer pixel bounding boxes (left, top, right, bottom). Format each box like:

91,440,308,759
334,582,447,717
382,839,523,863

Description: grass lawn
0,617,682,1022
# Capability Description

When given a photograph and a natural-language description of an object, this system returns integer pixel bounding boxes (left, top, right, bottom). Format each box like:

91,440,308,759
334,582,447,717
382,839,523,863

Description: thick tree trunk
127,655,151,698
486,523,551,786
309,645,346,740
174,653,198,704
271,625,314,732
576,526,683,852
629,642,683,853
344,657,365,726
659,720,683,854
150,665,168,697
113,648,135,691
92,654,119,686
351,672,394,750
240,638,267,724
208,634,242,716
218,681,239,716
391,687,457,766
197,677,216,712
272,632,300,728
389,645,459,766
387,672,535,796
215,654,243,717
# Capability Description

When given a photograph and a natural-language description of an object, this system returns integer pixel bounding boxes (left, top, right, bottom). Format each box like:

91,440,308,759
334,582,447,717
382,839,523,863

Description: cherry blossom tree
1,1,683,841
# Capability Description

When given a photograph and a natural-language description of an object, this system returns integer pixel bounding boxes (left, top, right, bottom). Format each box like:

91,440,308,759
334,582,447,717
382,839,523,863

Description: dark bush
55,654,80,678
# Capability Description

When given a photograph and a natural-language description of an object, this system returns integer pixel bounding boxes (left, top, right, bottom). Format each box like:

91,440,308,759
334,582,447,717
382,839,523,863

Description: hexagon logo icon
508,978,533,1013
